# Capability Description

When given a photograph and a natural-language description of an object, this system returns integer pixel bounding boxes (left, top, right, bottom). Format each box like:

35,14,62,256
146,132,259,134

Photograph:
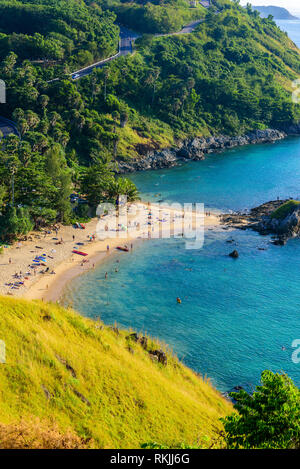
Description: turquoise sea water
275,20,300,47
65,137,300,392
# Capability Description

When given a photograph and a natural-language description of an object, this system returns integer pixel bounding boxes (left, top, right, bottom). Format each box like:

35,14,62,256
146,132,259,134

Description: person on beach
72,235,75,242
9,258,11,264
107,245,109,252
105,272,108,279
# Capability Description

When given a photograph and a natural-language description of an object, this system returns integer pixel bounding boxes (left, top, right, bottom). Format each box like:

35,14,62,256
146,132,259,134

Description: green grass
270,200,300,220
0,296,232,448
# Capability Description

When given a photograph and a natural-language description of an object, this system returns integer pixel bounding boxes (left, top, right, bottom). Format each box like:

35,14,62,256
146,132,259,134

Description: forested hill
0,0,300,238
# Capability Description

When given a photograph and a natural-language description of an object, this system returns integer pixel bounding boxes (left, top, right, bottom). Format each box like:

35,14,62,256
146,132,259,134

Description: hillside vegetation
100,0,206,34
0,296,232,448
270,200,300,220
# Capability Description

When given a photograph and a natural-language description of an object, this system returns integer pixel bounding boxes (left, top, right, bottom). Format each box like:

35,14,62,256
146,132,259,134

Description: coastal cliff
117,129,286,173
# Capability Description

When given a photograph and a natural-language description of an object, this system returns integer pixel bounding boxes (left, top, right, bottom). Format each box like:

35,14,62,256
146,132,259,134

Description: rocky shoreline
117,129,287,173
221,199,300,245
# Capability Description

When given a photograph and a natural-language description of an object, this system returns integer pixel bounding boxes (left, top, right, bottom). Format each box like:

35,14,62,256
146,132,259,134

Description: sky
240,1,300,16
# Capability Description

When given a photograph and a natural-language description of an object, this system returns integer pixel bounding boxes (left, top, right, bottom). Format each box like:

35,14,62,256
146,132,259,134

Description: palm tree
108,178,139,202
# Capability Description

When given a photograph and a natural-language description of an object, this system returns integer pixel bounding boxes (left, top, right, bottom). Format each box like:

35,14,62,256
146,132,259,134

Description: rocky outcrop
117,129,286,173
221,199,300,244
149,349,168,366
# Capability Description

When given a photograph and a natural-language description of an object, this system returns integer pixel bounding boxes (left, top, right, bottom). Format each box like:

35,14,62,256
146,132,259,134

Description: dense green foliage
0,0,118,66
100,0,205,34
0,0,300,240
124,1,300,136
222,371,300,449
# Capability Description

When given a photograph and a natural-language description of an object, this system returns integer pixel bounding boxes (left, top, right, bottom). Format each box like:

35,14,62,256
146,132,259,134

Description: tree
0,206,33,242
38,95,49,117
120,110,129,128
80,159,114,208
45,144,72,223
221,370,300,449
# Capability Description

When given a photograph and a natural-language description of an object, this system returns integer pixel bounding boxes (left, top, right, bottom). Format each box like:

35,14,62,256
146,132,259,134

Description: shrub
270,200,300,220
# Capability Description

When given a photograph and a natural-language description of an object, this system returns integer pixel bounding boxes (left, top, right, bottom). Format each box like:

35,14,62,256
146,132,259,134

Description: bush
75,203,90,219
0,206,33,242
221,370,300,449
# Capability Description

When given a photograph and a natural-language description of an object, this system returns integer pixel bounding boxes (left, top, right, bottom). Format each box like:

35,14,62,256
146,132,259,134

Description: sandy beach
0,202,220,303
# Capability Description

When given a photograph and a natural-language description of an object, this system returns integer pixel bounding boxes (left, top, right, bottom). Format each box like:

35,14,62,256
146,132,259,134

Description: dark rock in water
272,238,286,246
233,385,244,391
229,250,239,258
223,385,247,403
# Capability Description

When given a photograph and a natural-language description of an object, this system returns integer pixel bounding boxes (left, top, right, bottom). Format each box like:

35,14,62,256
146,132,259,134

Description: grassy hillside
0,296,232,448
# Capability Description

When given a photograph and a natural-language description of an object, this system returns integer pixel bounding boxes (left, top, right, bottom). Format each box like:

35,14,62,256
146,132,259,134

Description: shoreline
25,235,145,303
1,202,221,303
